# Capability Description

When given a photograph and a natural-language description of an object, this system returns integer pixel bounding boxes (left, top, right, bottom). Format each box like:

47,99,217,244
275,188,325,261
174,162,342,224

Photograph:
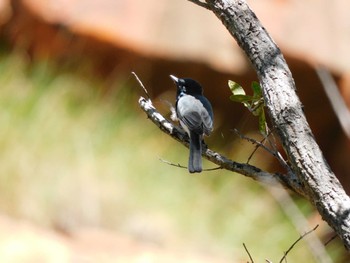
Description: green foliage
229,80,267,135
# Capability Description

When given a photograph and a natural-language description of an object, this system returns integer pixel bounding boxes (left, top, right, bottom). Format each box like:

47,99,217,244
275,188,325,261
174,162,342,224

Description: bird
170,75,214,173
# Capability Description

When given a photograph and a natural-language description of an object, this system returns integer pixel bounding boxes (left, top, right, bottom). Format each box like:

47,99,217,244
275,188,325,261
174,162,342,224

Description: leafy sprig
228,80,267,135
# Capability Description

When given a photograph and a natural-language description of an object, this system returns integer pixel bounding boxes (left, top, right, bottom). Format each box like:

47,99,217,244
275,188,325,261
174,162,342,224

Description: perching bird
170,75,214,173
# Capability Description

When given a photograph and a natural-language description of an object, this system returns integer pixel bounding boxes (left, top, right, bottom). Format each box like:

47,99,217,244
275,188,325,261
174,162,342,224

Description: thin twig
233,129,276,158
159,158,222,172
267,185,332,263
279,225,319,263
159,158,187,169
132,71,151,100
187,0,211,10
324,234,337,246
247,135,268,164
262,126,282,158
233,128,290,171
243,243,254,263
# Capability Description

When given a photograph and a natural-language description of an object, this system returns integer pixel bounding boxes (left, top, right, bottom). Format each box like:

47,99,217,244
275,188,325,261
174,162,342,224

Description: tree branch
279,225,319,263
189,0,350,251
138,96,303,194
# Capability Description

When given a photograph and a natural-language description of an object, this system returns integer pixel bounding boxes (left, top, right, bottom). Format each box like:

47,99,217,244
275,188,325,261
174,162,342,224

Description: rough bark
188,0,350,250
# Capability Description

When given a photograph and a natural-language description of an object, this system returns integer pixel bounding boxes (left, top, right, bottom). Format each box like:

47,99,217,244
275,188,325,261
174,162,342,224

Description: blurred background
0,0,349,262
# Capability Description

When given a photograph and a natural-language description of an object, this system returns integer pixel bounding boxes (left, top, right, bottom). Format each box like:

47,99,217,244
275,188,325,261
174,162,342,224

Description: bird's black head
170,75,203,97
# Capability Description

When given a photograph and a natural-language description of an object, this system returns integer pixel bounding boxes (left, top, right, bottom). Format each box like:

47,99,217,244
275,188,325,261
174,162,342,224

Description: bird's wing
198,97,213,136
177,95,213,136
176,95,205,134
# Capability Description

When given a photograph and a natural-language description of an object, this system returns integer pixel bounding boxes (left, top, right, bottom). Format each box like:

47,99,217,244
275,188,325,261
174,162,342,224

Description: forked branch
188,0,350,251
138,96,303,194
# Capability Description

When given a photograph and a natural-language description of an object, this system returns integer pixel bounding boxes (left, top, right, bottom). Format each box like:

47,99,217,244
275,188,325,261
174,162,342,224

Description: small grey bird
170,75,214,173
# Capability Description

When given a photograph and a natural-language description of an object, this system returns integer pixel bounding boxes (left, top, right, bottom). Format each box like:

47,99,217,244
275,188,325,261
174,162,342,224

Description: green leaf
228,79,267,135
229,94,253,103
228,80,245,96
251,81,262,99
258,107,267,136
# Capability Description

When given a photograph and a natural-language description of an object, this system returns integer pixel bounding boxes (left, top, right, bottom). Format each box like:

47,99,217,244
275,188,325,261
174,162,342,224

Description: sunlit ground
0,49,341,262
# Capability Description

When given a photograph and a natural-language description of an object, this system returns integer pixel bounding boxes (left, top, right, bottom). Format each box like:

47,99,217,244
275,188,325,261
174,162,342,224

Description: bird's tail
189,131,202,173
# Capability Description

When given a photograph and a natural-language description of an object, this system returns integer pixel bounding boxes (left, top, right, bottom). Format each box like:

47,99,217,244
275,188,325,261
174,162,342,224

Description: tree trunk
191,0,350,250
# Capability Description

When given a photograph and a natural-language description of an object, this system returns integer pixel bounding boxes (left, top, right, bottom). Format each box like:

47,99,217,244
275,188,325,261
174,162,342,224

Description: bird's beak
170,75,179,83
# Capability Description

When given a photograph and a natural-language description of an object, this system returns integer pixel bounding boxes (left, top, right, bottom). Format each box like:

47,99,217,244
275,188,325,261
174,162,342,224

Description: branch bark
138,97,302,191
191,0,350,251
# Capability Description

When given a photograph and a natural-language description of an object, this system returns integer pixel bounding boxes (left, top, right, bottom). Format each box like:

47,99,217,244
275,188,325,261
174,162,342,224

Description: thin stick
233,129,276,158
243,243,254,263
279,225,319,263
267,185,332,263
131,72,151,100
159,158,187,169
247,135,268,164
159,158,222,172
233,129,290,171
324,234,337,246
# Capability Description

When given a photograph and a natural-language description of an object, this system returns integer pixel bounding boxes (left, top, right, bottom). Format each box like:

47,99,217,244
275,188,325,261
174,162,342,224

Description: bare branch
267,185,332,263
138,96,304,195
232,129,274,161
159,158,221,171
232,128,290,171
324,234,337,247
243,243,254,263
132,71,151,100
159,158,188,169
279,225,319,263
